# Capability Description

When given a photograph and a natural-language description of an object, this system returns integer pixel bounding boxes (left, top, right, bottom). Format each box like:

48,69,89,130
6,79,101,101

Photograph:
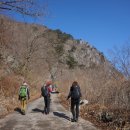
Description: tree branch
0,0,46,17
0,6,12,10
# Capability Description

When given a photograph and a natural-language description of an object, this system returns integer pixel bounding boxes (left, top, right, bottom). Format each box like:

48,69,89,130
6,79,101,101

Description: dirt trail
0,93,100,130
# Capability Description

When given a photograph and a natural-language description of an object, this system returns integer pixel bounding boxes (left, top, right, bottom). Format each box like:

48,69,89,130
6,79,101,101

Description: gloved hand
18,95,20,100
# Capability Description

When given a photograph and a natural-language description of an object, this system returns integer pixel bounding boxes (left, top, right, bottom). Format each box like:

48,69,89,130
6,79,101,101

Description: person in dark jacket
41,81,52,114
67,81,82,122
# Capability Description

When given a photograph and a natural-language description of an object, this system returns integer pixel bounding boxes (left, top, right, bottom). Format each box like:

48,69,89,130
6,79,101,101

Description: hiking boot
45,111,47,114
44,109,47,114
45,111,49,115
22,110,26,115
71,118,76,122
42,110,45,114
75,118,78,122
23,112,26,115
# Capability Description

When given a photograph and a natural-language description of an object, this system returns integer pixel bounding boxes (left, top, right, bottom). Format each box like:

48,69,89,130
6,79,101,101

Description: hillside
0,15,130,129
0,15,108,89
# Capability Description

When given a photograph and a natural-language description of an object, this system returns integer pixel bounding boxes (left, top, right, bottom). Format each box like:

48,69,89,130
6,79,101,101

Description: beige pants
21,99,27,113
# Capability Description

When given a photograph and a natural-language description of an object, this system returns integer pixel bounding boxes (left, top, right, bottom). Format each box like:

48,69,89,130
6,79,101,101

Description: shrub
70,46,76,52
32,26,38,32
66,54,77,69
54,29,73,42
0,53,3,64
54,44,64,56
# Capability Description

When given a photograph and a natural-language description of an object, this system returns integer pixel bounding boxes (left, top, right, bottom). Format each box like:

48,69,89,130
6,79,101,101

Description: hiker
67,81,82,122
18,82,30,115
41,81,52,114
52,84,57,92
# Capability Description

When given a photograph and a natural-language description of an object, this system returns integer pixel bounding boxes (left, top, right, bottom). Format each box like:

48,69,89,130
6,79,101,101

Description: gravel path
0,93,100,130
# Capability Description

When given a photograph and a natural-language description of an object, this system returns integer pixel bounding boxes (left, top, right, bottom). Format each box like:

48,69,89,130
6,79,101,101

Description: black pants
71,99,80,120
44,96,50,114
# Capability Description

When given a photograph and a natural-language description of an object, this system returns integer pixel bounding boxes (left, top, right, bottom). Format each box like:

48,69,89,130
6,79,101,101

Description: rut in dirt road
0,93,100,130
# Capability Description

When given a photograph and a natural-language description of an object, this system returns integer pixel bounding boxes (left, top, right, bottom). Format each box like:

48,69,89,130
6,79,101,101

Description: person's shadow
32,108,44,113
14,107,23,115
53,112,70,121
51,91,59,94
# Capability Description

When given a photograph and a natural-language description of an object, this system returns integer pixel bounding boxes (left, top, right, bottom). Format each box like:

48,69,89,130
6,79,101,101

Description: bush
70,46,76,52
66,54,77,69
0,53,3,64
32,26,38,32
54,29,73,42
54,44,64,56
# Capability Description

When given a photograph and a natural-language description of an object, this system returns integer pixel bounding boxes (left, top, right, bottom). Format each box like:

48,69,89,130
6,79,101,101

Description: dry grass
57,66,130,130
59,93,130,130
0,72,42,118
0,74,19,97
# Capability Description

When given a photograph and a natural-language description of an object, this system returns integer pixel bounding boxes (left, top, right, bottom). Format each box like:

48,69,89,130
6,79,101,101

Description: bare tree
0,0,48,64
109,43,130,79
0,0,47,17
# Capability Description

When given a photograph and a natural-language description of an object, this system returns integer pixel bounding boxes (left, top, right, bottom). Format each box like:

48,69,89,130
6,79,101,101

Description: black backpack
41,86,49,97
71,86,80,99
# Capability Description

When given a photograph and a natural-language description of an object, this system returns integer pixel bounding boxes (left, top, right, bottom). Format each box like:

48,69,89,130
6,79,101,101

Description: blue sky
4,0,130,58
43,0,130,58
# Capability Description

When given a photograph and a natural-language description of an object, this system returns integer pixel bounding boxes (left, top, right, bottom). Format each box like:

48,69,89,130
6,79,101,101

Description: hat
46,80,51,86
23,82,27,86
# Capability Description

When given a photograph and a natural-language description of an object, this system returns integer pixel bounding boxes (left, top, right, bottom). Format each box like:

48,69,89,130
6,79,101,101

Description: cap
23,82,27,86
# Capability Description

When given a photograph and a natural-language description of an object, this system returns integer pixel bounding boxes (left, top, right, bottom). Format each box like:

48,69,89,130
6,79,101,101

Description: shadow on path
51,91,59,94
14,107,23,115
32,108,44,113
53,112,70,121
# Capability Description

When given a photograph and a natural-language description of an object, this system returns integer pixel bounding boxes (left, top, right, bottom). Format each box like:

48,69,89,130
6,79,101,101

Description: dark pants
71,99,80,120
44,96,50,114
